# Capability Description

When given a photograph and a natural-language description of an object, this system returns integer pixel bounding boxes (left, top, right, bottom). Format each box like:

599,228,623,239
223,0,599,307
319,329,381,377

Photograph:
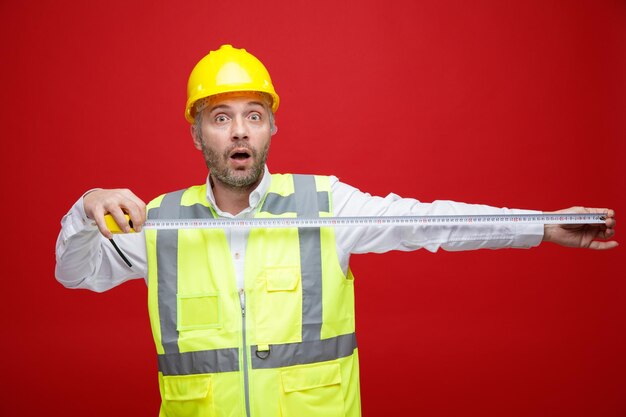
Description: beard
201,139,270,190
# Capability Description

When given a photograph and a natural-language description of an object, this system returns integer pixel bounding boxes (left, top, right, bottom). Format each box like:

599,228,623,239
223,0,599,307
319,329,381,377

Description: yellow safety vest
145,174,360,417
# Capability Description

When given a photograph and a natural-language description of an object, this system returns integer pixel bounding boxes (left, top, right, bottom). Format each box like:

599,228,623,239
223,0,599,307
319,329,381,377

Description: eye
215,114,230,123
248,113,262,121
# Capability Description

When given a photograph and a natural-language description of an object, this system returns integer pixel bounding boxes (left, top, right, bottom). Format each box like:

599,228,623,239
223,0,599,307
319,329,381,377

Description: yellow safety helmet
185,44,280,123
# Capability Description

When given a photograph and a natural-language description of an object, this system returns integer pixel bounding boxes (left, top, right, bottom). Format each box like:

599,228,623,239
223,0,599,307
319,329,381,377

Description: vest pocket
177,293,221,331
161,374,215,417
265,267,300,291
254,266,302,344
279,362,345,417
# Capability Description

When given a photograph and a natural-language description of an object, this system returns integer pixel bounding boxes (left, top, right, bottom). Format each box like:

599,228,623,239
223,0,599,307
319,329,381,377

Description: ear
271,124,278,136
190,125,203,150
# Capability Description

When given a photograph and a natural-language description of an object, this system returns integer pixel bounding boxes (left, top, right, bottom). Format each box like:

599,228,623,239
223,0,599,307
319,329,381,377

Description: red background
1,1,625,416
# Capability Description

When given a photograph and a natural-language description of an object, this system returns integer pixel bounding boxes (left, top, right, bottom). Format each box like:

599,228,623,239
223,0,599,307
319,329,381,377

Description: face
192,93,273,190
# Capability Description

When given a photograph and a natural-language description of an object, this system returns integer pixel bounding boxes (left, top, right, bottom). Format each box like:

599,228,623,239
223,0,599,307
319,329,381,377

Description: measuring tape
104,213,606,233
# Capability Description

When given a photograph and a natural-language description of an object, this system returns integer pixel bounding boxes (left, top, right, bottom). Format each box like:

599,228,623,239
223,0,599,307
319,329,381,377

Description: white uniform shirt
55,167,543,293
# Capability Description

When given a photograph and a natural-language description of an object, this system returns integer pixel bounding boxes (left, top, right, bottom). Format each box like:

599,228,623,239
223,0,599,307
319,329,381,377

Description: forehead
204,92,271,113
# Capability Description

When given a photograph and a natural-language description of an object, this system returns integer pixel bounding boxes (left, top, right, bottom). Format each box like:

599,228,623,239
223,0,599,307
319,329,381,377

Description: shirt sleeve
330,177,544,258
54,194,148,292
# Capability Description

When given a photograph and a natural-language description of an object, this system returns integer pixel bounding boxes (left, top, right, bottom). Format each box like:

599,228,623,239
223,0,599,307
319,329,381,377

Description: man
55,44,617,417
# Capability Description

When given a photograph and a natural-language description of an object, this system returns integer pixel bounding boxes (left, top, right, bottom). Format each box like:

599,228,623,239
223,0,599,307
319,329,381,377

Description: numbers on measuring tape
104,213,606,233
138,213,605,231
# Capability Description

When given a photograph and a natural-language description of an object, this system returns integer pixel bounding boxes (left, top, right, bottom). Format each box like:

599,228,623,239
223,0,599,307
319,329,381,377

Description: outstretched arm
543,207,617,250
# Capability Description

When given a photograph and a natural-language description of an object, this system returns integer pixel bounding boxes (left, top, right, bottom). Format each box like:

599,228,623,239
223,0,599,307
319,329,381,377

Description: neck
210,174,261,215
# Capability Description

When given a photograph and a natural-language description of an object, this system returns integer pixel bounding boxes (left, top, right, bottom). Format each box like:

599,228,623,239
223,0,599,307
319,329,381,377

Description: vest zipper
240,290,252,417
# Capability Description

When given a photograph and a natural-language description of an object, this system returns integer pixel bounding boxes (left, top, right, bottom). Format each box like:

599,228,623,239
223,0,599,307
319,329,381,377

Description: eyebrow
209,101,267,114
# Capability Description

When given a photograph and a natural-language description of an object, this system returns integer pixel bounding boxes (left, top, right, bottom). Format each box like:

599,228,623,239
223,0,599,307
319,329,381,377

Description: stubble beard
201,140,270,191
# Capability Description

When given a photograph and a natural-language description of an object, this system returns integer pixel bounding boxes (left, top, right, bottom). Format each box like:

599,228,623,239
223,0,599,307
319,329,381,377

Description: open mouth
229,148,252,162
231,152,250,160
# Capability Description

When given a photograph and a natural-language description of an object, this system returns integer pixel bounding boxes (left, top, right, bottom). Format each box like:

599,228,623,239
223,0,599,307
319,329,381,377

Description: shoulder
270,173,340,194
147,184,206,210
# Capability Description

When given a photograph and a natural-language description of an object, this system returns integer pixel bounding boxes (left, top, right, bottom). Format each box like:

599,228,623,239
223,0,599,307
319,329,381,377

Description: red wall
1,1,624,416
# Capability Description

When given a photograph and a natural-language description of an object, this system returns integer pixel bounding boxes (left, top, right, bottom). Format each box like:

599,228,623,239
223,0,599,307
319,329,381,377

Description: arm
331,178,617,255
332,178,545,255
55,189,148,292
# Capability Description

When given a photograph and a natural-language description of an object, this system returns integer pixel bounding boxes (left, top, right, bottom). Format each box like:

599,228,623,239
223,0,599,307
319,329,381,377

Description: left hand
543,207,617,250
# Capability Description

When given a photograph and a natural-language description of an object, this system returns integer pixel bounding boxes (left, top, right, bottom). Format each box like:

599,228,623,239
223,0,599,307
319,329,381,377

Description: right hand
83,189,146,238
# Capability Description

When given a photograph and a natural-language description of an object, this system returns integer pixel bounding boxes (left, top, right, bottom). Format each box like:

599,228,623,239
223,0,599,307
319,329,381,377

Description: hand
83,188,146,238
543,207,617,250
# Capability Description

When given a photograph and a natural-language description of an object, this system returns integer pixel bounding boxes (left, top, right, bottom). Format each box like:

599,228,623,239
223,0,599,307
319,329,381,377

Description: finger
598,208,614,226
596,228,615,240
83,189,106,220
91,206,113,239
126,205,146,233
591,208,614,218
605,209,616,226
116,189,146,232
588,240,619,250
119,201,145,232
581,207,615,227
578,207,608,214
120,198,147,233
107,206,133,234
605,217,616,229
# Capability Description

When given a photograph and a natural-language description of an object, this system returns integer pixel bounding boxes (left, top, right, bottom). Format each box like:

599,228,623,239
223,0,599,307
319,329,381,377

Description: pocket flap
163,374,211,401
281,363,341,393
265,267,300,292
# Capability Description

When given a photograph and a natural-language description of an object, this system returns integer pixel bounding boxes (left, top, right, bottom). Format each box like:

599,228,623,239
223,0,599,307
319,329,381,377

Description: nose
231,115,249,140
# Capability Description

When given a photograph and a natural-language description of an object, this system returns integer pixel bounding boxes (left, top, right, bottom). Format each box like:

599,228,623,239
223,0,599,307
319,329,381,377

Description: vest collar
204,165,272,218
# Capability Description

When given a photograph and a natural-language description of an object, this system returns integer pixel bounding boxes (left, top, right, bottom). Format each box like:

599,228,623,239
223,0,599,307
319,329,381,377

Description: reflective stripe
158,347,240,376
182,204,214,218
151,197,216,355
154,189,186,354
148,203,214,220
157,334,357,374
251,333,357,369
292,175,324,341
147,207,161,220
261,192,330,215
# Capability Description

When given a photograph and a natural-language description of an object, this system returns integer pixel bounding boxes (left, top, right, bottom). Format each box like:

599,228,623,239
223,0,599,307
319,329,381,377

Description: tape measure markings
124,213,605,231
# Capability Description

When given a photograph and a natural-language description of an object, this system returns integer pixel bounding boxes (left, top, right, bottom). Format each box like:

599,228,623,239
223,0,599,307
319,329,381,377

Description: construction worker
55,44,617,417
